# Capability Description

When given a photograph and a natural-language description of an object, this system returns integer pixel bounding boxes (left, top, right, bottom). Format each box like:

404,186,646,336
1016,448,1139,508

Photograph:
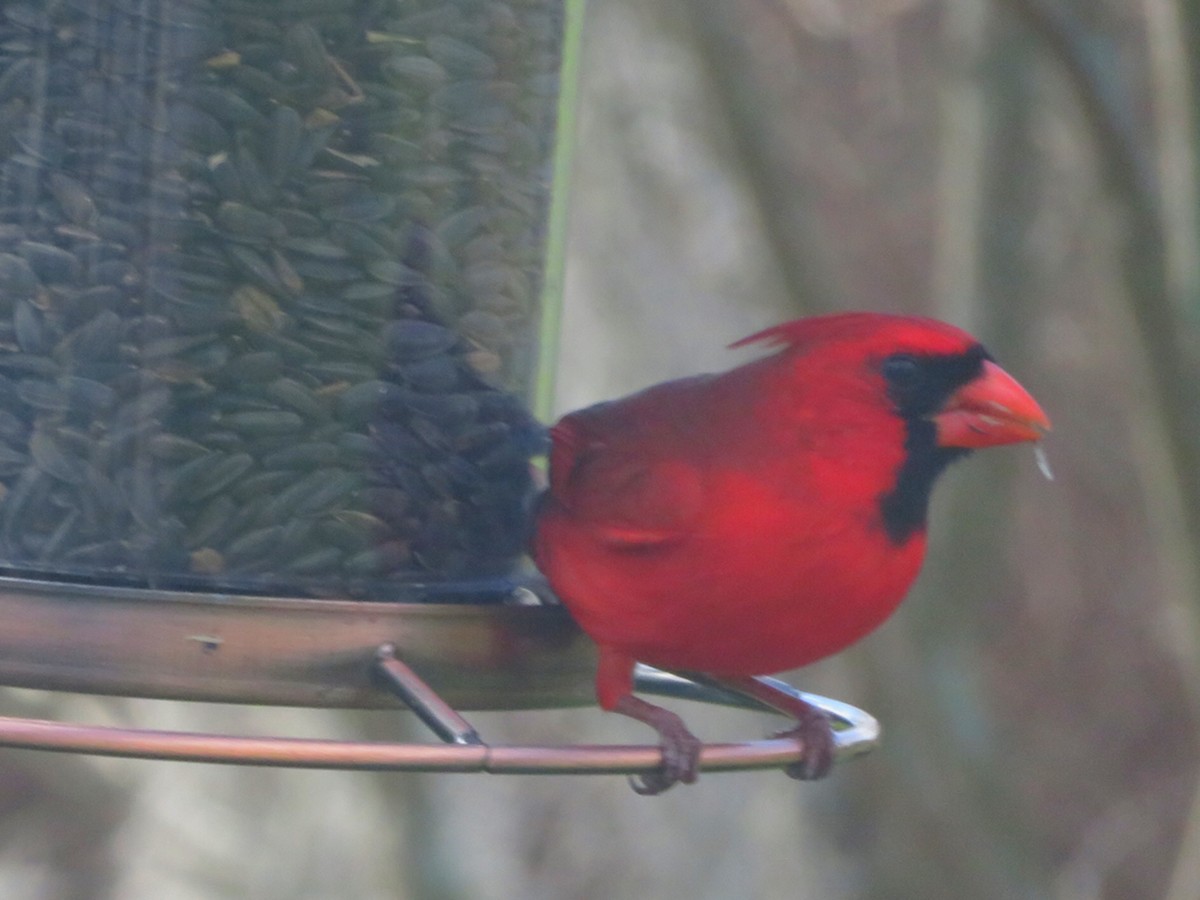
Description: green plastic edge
531,0,586,424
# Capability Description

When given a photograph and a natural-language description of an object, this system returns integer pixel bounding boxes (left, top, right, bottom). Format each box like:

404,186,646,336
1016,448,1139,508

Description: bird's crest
729,314,880,352
729,313,975,356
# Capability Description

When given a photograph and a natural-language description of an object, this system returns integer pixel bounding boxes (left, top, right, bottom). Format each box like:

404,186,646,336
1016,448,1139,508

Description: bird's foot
773,704,835,780
700,674,838,781
613,695,702,795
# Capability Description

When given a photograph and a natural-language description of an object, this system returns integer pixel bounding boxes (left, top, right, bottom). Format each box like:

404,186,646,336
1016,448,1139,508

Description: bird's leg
708,675,836,780
596,647,701,795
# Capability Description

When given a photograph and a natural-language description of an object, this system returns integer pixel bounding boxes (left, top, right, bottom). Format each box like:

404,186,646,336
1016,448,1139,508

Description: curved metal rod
0,667,879,775
635,667,880,762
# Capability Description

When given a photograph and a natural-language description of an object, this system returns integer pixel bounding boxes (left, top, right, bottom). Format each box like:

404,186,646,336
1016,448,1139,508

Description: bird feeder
0,0,877,780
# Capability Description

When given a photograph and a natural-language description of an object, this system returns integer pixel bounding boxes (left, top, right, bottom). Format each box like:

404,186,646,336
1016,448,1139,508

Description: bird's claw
628,771,675,795
628,712,702,795
774,706,836,780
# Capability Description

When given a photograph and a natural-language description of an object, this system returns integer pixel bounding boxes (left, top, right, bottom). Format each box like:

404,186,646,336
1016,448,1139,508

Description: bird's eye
882,353,921,387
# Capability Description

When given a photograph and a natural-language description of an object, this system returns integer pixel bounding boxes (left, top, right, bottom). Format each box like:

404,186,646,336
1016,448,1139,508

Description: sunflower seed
148,433,210,462
384,320,457,359
263,377,326,420
282,546,341,574
184,84,266,129
18,240,78,283
0,253,38,296
216,201,286,240
30,429,86,484
221,410,305,436
224,524,283,566
48,173,96,226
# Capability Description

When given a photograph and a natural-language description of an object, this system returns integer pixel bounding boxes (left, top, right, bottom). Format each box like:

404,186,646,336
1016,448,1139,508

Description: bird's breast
536,468,927,677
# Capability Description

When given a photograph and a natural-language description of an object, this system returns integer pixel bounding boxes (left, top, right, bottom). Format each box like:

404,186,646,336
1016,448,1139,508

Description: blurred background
3,0,1200,897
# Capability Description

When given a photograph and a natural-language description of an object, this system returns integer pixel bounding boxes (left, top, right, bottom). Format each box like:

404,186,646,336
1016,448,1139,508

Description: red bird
532,313,1050,793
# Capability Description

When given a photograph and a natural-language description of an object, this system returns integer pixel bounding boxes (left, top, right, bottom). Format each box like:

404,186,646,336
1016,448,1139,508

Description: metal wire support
373,644,484,746
0,649,880,777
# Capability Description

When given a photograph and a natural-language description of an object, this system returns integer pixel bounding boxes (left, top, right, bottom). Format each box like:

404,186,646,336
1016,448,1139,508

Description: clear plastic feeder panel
0,0,565,598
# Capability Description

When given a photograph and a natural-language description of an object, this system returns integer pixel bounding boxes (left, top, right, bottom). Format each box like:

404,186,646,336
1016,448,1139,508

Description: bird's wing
548,418,704,549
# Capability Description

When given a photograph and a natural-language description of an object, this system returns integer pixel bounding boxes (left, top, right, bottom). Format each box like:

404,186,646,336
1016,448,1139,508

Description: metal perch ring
0,577,880,777
0,655,878,776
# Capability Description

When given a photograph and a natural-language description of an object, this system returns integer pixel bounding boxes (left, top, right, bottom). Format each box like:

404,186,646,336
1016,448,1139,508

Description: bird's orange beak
934,360,1051,449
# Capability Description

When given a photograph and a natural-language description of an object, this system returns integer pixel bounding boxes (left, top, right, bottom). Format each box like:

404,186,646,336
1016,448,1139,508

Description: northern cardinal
532,312,1050,793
